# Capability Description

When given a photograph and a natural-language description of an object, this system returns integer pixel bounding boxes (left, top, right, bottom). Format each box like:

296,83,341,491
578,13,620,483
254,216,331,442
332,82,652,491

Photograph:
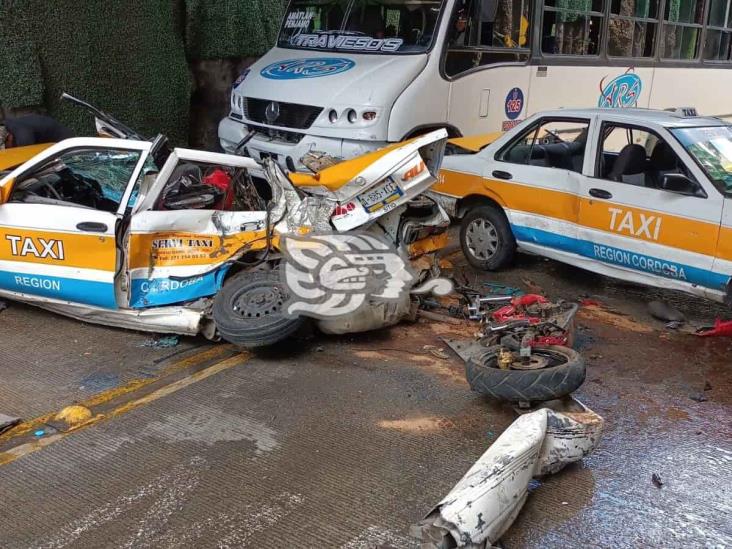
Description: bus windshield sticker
284,10,315,29
290,33,404,53
261,58,356,80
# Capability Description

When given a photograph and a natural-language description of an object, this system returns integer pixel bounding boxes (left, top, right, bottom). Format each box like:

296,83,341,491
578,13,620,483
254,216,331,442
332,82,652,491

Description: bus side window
541,0,605,55
444,0,532,78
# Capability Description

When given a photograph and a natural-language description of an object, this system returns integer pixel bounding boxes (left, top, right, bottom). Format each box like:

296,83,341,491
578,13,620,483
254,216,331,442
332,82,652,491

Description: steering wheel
542,129,565,144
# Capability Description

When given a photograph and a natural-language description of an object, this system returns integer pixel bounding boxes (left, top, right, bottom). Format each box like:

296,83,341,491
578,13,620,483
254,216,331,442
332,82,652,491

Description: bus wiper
314,30,365,36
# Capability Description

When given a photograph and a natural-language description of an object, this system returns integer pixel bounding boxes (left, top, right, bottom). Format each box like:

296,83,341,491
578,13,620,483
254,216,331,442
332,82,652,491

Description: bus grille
244,98,323,129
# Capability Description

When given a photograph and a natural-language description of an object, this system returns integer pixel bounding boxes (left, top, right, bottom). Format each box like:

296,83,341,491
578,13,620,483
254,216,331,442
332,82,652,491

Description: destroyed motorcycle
0,94,449,347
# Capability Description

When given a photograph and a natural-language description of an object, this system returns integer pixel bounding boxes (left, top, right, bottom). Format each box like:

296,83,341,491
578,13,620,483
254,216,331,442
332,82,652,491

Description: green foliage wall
0,0,286,144
0,0,192,143
185,0,285,59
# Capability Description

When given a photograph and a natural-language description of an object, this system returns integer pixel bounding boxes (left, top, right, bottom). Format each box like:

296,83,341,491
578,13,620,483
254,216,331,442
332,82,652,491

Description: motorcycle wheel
465,345,586,403
213,270,305,349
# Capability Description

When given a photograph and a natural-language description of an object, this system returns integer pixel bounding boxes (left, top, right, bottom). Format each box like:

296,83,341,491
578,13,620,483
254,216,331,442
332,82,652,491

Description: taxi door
487,117,591,256
578,121,724,292
0,140,148,308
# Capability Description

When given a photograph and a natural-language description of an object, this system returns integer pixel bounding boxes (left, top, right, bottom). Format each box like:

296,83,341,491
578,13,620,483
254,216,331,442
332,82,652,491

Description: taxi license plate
358,178,404,213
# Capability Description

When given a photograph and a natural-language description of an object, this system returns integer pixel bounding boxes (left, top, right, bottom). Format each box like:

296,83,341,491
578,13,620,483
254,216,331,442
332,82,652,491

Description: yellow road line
0,353,249,467
0,345,232,442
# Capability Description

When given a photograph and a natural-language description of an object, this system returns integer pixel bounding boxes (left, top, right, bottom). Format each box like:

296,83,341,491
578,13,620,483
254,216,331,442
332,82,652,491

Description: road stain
144,409,278,453
378,416,454,433
0,353,249,467
578,305,653,333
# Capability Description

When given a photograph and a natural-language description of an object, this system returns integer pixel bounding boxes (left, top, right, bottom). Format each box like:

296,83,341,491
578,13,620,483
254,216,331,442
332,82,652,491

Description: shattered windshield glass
672,125,732,194
278,0,446,54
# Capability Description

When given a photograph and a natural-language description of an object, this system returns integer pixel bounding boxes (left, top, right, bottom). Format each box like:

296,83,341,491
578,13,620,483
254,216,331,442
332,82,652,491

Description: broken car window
498,118,590,173
156,161,266,212
11,148,141,212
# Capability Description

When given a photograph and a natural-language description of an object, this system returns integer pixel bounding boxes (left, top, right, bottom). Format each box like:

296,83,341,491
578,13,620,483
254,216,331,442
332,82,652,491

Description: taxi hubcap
466,218,498,260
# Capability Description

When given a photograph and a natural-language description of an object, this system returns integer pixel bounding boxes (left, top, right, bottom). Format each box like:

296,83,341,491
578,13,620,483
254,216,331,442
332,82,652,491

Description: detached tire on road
465,346,586,403
460,205,516,271
213,270,304,348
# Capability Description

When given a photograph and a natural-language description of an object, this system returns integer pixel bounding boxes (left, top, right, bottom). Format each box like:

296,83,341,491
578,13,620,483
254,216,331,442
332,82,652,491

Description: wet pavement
0,252,730,548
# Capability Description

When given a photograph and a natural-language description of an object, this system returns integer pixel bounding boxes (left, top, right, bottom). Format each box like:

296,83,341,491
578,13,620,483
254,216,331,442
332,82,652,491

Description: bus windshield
672,126,732,194
278,0,446,54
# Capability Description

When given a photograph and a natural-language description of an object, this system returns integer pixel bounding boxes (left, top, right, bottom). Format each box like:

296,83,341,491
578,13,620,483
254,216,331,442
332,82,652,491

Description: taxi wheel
213,270,305,348
460,206,516,271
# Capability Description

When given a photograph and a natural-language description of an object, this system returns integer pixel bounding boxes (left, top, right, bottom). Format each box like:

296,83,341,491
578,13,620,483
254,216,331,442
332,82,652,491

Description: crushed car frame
0,95,449,347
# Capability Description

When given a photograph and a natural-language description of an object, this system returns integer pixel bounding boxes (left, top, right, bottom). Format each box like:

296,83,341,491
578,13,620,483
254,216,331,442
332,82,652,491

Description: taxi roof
534,108,729,129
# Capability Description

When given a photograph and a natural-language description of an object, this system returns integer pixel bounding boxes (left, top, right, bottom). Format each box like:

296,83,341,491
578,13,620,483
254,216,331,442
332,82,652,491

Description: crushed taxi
0,95,449,347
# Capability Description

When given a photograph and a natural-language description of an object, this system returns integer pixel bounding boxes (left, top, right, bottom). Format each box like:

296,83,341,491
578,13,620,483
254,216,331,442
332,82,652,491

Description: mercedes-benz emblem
265,101,281,124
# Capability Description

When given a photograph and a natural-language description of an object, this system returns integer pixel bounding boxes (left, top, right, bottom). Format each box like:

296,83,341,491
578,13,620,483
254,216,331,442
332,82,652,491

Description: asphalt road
0,253,730,548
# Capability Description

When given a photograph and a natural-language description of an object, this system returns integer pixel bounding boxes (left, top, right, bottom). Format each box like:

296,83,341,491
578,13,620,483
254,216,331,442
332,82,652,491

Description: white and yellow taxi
433,109,732,304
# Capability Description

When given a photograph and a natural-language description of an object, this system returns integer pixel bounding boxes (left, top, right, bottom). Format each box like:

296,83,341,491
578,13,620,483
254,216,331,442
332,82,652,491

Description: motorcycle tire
213,270,305,348
465,345,586,403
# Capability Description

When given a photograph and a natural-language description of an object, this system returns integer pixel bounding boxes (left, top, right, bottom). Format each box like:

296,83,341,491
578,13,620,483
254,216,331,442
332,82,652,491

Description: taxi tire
465,346,586,403
460,205,516,271
213,270,305,349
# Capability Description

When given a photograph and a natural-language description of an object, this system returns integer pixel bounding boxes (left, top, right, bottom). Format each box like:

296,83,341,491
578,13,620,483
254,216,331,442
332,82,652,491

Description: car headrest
650,142,678,171
610,144,646,180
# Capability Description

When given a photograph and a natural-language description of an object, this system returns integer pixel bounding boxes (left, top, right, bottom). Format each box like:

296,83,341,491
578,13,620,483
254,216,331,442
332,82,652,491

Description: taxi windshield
278,0,445,54
672,125,732,194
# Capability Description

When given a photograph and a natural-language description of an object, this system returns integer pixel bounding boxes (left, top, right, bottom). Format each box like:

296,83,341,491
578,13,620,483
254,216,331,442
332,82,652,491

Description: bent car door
0,140,148,308
578,121,724,293
126,149,267,308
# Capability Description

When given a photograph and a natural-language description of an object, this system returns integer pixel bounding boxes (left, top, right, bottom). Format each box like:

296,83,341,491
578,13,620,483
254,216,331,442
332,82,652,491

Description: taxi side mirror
660,173,705,198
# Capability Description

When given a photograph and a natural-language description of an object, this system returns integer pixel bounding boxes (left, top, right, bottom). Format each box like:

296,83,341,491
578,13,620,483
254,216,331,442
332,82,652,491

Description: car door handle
76,222,108,233
589,188,613,200
492,170,513,180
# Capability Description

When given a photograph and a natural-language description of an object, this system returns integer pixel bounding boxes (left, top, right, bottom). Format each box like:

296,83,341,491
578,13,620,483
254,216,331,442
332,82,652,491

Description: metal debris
0,413,21,434
140,335,180,349
412,397,604,548
652,473,664,488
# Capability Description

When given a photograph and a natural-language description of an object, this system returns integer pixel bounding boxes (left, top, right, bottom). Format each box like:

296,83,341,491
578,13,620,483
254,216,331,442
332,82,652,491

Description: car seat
608,144,647,186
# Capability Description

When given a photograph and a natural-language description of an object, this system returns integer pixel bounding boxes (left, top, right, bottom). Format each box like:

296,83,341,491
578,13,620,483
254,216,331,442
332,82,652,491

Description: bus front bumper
218,117,388,170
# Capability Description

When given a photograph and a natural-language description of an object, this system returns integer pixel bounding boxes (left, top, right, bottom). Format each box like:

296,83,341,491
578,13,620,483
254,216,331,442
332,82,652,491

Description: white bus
219,0,732,169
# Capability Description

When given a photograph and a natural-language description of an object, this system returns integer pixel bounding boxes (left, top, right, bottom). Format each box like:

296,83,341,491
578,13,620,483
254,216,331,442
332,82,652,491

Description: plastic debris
0,414,21,434
648,300,685,323
34,429,45,437
55,405,92,427
696,319,732,337
412,397,603,548
140,335,180,348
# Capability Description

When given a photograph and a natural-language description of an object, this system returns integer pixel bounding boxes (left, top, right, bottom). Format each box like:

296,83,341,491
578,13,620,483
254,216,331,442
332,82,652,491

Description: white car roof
534,108,729,129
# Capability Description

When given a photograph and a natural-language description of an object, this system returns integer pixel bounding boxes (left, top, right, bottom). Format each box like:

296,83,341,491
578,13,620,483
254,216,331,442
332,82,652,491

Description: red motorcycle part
203,169,234,210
